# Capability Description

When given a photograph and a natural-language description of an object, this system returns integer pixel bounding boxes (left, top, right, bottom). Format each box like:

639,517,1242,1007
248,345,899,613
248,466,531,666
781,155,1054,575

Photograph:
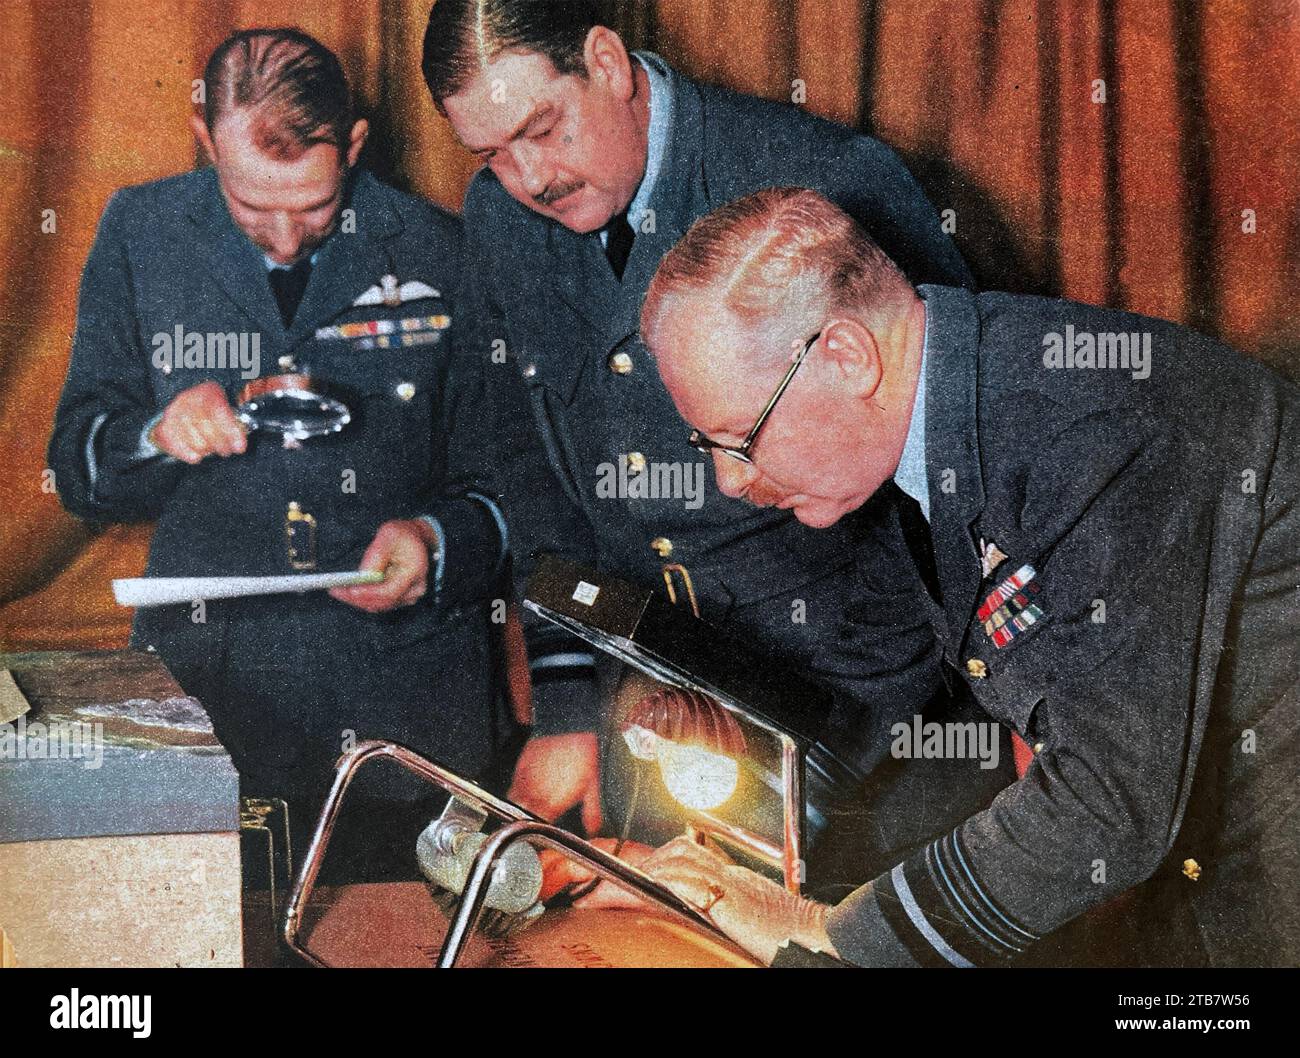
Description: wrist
793,899,838,958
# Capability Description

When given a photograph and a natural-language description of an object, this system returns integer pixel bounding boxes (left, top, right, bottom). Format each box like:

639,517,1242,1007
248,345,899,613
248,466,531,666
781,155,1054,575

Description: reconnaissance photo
1,0,1294,1042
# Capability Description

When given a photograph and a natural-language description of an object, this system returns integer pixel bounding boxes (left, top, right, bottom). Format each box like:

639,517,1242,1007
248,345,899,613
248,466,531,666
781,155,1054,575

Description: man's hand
640,835,838,966
152,380,247,463
508,733,603,835
328,519,436,612
537,837,655,905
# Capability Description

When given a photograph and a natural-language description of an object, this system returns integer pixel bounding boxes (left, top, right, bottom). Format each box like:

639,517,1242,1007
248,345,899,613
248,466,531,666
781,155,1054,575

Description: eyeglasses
688,331,821,464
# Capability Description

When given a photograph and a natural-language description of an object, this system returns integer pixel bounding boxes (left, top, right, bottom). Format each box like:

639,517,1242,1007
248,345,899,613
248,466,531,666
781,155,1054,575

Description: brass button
1182,858,1201,882
395,381,416,401
278,355,296,371
285,501,317,570
965,658,988,679
627,451,647,473
609,351,634,375
522,362,537,379
650,536,673,558
1033,741,1044,754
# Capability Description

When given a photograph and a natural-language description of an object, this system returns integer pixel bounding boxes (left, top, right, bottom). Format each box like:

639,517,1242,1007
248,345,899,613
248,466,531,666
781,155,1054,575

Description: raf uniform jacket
825,285,1300,967
463,53,974,791
48,168,510,799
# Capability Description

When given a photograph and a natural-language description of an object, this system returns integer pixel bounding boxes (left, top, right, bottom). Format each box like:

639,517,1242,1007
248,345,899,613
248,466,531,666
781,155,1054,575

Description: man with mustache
630,186,1300,967
49,29,511,877
422,0,983,856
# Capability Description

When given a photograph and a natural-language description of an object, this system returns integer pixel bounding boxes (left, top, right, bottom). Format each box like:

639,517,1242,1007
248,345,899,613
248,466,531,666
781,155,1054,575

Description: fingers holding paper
329,518,435,612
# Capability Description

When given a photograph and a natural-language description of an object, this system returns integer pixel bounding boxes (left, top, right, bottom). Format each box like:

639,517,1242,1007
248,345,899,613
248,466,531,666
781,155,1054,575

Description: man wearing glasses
629,186,1300,967
423,0,993,865
686,331,823,465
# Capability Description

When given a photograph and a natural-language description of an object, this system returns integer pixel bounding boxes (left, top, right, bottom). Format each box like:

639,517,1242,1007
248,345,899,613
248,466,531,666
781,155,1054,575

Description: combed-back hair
642,187,911,351
422,0,604,105
202,28,353,160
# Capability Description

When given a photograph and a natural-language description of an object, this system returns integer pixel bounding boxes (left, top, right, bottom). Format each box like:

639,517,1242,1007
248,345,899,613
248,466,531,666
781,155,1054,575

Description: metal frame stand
282,740,751,968
240,796,292,925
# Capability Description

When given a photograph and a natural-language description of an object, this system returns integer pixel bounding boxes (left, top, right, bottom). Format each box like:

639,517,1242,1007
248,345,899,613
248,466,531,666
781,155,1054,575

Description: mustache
534,180,584,207
742,481,786,508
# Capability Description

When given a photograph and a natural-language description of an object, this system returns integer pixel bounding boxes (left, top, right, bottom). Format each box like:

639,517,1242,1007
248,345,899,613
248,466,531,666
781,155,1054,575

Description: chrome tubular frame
282,739,750,968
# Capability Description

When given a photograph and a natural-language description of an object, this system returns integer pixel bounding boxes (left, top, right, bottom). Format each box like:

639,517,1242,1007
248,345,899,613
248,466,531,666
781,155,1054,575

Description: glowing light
655,740,739,810
622,723,659,762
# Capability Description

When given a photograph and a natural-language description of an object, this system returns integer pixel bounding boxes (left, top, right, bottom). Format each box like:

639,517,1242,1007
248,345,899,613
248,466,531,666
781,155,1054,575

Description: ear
345,119,370,168
190,114,216,163
583,25,635,101
819,318,884,401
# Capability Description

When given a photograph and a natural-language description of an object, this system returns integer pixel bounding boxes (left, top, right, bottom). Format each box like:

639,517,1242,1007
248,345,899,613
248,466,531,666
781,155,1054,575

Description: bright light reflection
655,740,739,810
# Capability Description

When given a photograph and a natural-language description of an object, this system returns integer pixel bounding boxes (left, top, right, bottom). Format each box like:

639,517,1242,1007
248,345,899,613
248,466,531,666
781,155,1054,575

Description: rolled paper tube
112,570,385,608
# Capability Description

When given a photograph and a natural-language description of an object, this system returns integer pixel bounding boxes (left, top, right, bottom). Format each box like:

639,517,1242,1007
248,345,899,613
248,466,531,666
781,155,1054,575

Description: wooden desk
290,881,757,968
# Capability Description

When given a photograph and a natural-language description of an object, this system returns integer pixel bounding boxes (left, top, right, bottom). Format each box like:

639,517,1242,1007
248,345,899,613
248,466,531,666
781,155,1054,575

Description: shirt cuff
133,412,166,462
417,514,447,597
467,490,509,575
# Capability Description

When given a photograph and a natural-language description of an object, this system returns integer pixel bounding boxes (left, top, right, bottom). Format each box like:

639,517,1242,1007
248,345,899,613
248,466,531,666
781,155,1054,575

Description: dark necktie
892,482,943,605
268,258,313,328
604,209,636,281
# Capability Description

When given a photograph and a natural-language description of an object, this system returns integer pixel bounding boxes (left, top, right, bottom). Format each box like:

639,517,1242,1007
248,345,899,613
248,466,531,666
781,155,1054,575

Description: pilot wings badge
351,274,441,308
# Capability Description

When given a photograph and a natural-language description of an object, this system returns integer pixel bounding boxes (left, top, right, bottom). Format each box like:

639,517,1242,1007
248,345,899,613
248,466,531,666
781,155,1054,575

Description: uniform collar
916,283,988,636
285,171,404,340
184,168,282,336
627,51,674,233
541,56,704,401
186,169,403,343
264,249,321,271
893,304,930,520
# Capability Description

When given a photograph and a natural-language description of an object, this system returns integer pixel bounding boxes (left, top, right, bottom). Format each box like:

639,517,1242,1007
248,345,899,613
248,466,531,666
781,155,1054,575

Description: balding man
49,29,511,876
630,187,1300,967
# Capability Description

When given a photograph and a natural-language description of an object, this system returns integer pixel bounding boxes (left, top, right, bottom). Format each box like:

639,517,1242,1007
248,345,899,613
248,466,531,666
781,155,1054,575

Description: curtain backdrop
2,0,1297,650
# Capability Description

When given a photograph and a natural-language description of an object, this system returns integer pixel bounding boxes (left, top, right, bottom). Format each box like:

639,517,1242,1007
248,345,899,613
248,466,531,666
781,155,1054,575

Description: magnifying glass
235,374,350,447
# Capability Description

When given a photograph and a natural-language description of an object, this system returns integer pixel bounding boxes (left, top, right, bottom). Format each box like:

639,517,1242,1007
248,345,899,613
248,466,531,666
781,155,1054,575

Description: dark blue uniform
824,286,1300,966
463,54,978,836
49,168,511,854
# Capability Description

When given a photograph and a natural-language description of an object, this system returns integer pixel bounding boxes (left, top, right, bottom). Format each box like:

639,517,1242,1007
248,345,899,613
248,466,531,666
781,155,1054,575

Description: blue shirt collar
893,305,930,521
628,52,673,230
598,51,673,252
264,249,320,271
